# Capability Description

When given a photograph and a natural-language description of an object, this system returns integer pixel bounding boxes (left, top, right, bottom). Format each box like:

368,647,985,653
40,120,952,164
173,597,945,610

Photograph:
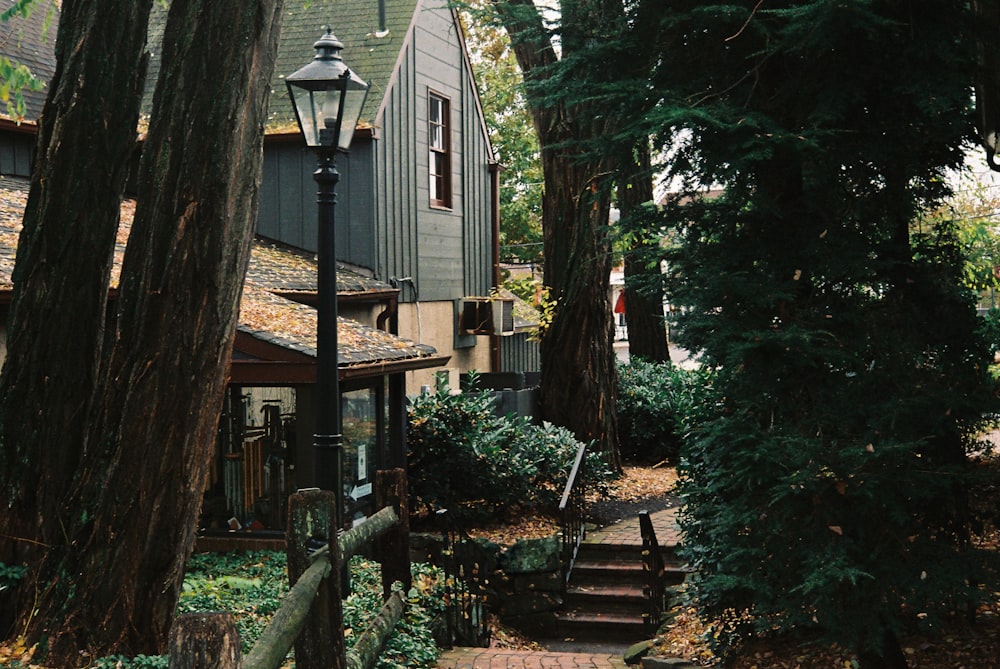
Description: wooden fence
168,468,411,669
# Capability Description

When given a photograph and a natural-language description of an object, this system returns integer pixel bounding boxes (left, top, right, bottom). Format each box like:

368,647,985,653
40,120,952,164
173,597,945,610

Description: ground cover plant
0,553,446,669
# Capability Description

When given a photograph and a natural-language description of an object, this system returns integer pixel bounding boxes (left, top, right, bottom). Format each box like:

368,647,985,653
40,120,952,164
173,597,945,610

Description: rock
498,534,560,574
624,639,655,665
640,658,699,669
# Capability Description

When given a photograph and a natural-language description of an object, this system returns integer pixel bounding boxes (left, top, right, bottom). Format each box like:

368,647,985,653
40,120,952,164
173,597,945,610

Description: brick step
551,609,651,640
577,540,681,567
564,583,648,612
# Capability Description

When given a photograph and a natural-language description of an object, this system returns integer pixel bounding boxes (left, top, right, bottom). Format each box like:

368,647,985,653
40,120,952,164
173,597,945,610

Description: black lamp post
286,29,369,528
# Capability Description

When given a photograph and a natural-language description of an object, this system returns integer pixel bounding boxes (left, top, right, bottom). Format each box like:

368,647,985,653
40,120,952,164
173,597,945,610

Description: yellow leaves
0,636,39,668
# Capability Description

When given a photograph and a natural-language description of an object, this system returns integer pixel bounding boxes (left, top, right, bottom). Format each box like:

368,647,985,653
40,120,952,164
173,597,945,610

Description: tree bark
169,613,243,669
973,0,1000,170
495,0,622,469
9,0,285,663
0,0,152,579
619,139,669,363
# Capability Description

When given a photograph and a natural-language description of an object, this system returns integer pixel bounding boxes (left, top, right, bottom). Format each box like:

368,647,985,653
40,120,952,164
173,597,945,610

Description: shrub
407,374,612,523
615,358,717,464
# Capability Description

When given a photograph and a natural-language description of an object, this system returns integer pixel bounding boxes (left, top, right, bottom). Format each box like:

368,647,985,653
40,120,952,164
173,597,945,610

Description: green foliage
615,359,716,465
0,562,25,593
501,274,540,305
106,552,446,669
177,551,288,651
407,374,612,523
460,2,543,264
344,559,445,669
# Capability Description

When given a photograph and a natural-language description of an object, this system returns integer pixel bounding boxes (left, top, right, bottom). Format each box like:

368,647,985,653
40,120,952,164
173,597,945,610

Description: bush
407,374,612,523
615,358,717,464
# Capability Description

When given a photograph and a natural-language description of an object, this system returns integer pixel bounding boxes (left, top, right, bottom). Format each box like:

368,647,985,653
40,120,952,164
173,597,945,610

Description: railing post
638,510,666,633
376,468,411,599
168,612,242,669
287,489,345,669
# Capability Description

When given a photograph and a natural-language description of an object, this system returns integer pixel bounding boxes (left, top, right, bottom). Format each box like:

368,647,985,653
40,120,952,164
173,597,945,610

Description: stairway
553,538,687,641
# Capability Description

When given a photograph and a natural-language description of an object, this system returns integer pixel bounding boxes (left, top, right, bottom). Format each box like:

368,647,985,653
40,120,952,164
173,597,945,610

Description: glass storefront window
342,386,378,526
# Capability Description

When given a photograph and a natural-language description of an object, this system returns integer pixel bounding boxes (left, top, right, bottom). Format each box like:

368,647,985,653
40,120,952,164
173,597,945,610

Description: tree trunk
0,0,152,578
495,0,622,468
12,1,285,663
619,139,669,363
973,0,1000,170
168,613,243,669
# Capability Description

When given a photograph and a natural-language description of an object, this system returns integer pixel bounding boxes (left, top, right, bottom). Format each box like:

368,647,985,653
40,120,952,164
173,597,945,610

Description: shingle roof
140,0,421,133
0,0,58,121
0,176,439,370
270,0,420,131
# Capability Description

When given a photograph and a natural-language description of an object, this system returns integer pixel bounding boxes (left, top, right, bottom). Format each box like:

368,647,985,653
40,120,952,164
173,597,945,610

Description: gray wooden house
258,0,506,389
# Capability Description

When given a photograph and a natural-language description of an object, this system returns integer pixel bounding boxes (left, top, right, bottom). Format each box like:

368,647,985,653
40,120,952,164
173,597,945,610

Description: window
428,92,452,208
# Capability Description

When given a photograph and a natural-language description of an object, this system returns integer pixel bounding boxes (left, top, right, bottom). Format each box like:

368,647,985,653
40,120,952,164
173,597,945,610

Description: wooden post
287,489,345,669
168,612,242,669
376,468,411,599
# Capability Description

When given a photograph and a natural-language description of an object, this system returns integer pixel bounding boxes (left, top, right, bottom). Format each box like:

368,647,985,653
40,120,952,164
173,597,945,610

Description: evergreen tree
652,1,999,666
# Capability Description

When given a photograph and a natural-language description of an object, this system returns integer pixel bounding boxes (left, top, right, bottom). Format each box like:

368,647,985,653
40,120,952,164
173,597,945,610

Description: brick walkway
435,647,627,669
435,507,680,669
581,506,681,549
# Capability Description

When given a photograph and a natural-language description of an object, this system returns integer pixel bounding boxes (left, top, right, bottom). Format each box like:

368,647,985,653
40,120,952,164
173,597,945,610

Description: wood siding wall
256,3,493,305
258,138,376,270
374,2,493,302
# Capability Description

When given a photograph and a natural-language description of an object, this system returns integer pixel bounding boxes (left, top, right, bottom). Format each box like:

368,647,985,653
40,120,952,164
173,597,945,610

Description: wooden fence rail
168,468,411,669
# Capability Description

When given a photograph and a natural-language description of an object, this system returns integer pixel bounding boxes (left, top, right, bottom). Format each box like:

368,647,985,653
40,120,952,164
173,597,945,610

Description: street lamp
286,28,369,528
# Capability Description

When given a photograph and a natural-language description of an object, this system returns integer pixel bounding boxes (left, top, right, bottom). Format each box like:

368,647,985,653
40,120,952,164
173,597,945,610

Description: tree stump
168,612,242,669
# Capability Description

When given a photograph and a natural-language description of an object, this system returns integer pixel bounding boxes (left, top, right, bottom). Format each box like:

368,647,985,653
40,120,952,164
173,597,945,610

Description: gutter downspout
489,160,502,373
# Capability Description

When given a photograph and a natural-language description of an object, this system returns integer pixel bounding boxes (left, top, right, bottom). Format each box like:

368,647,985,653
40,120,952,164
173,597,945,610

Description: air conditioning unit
458,297,515,335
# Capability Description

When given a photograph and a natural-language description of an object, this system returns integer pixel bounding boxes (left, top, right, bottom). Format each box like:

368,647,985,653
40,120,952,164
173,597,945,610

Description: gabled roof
0,176,445,375
270,0,421,132
142,0,423,133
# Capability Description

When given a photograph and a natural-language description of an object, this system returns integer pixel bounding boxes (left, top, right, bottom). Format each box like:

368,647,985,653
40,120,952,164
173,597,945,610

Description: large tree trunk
619,139,669,363
10,1,285,664
0,0,152,577
973,0,1000,170
496,0,622,468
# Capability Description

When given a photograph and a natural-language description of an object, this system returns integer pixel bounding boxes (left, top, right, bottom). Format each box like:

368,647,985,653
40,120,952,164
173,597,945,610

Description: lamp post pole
314,144,343,528
286,28,369,532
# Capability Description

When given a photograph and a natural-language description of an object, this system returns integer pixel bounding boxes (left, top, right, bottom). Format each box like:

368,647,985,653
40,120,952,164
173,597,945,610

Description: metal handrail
638,510,666,633
436,508,491,648
558,443,588,586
